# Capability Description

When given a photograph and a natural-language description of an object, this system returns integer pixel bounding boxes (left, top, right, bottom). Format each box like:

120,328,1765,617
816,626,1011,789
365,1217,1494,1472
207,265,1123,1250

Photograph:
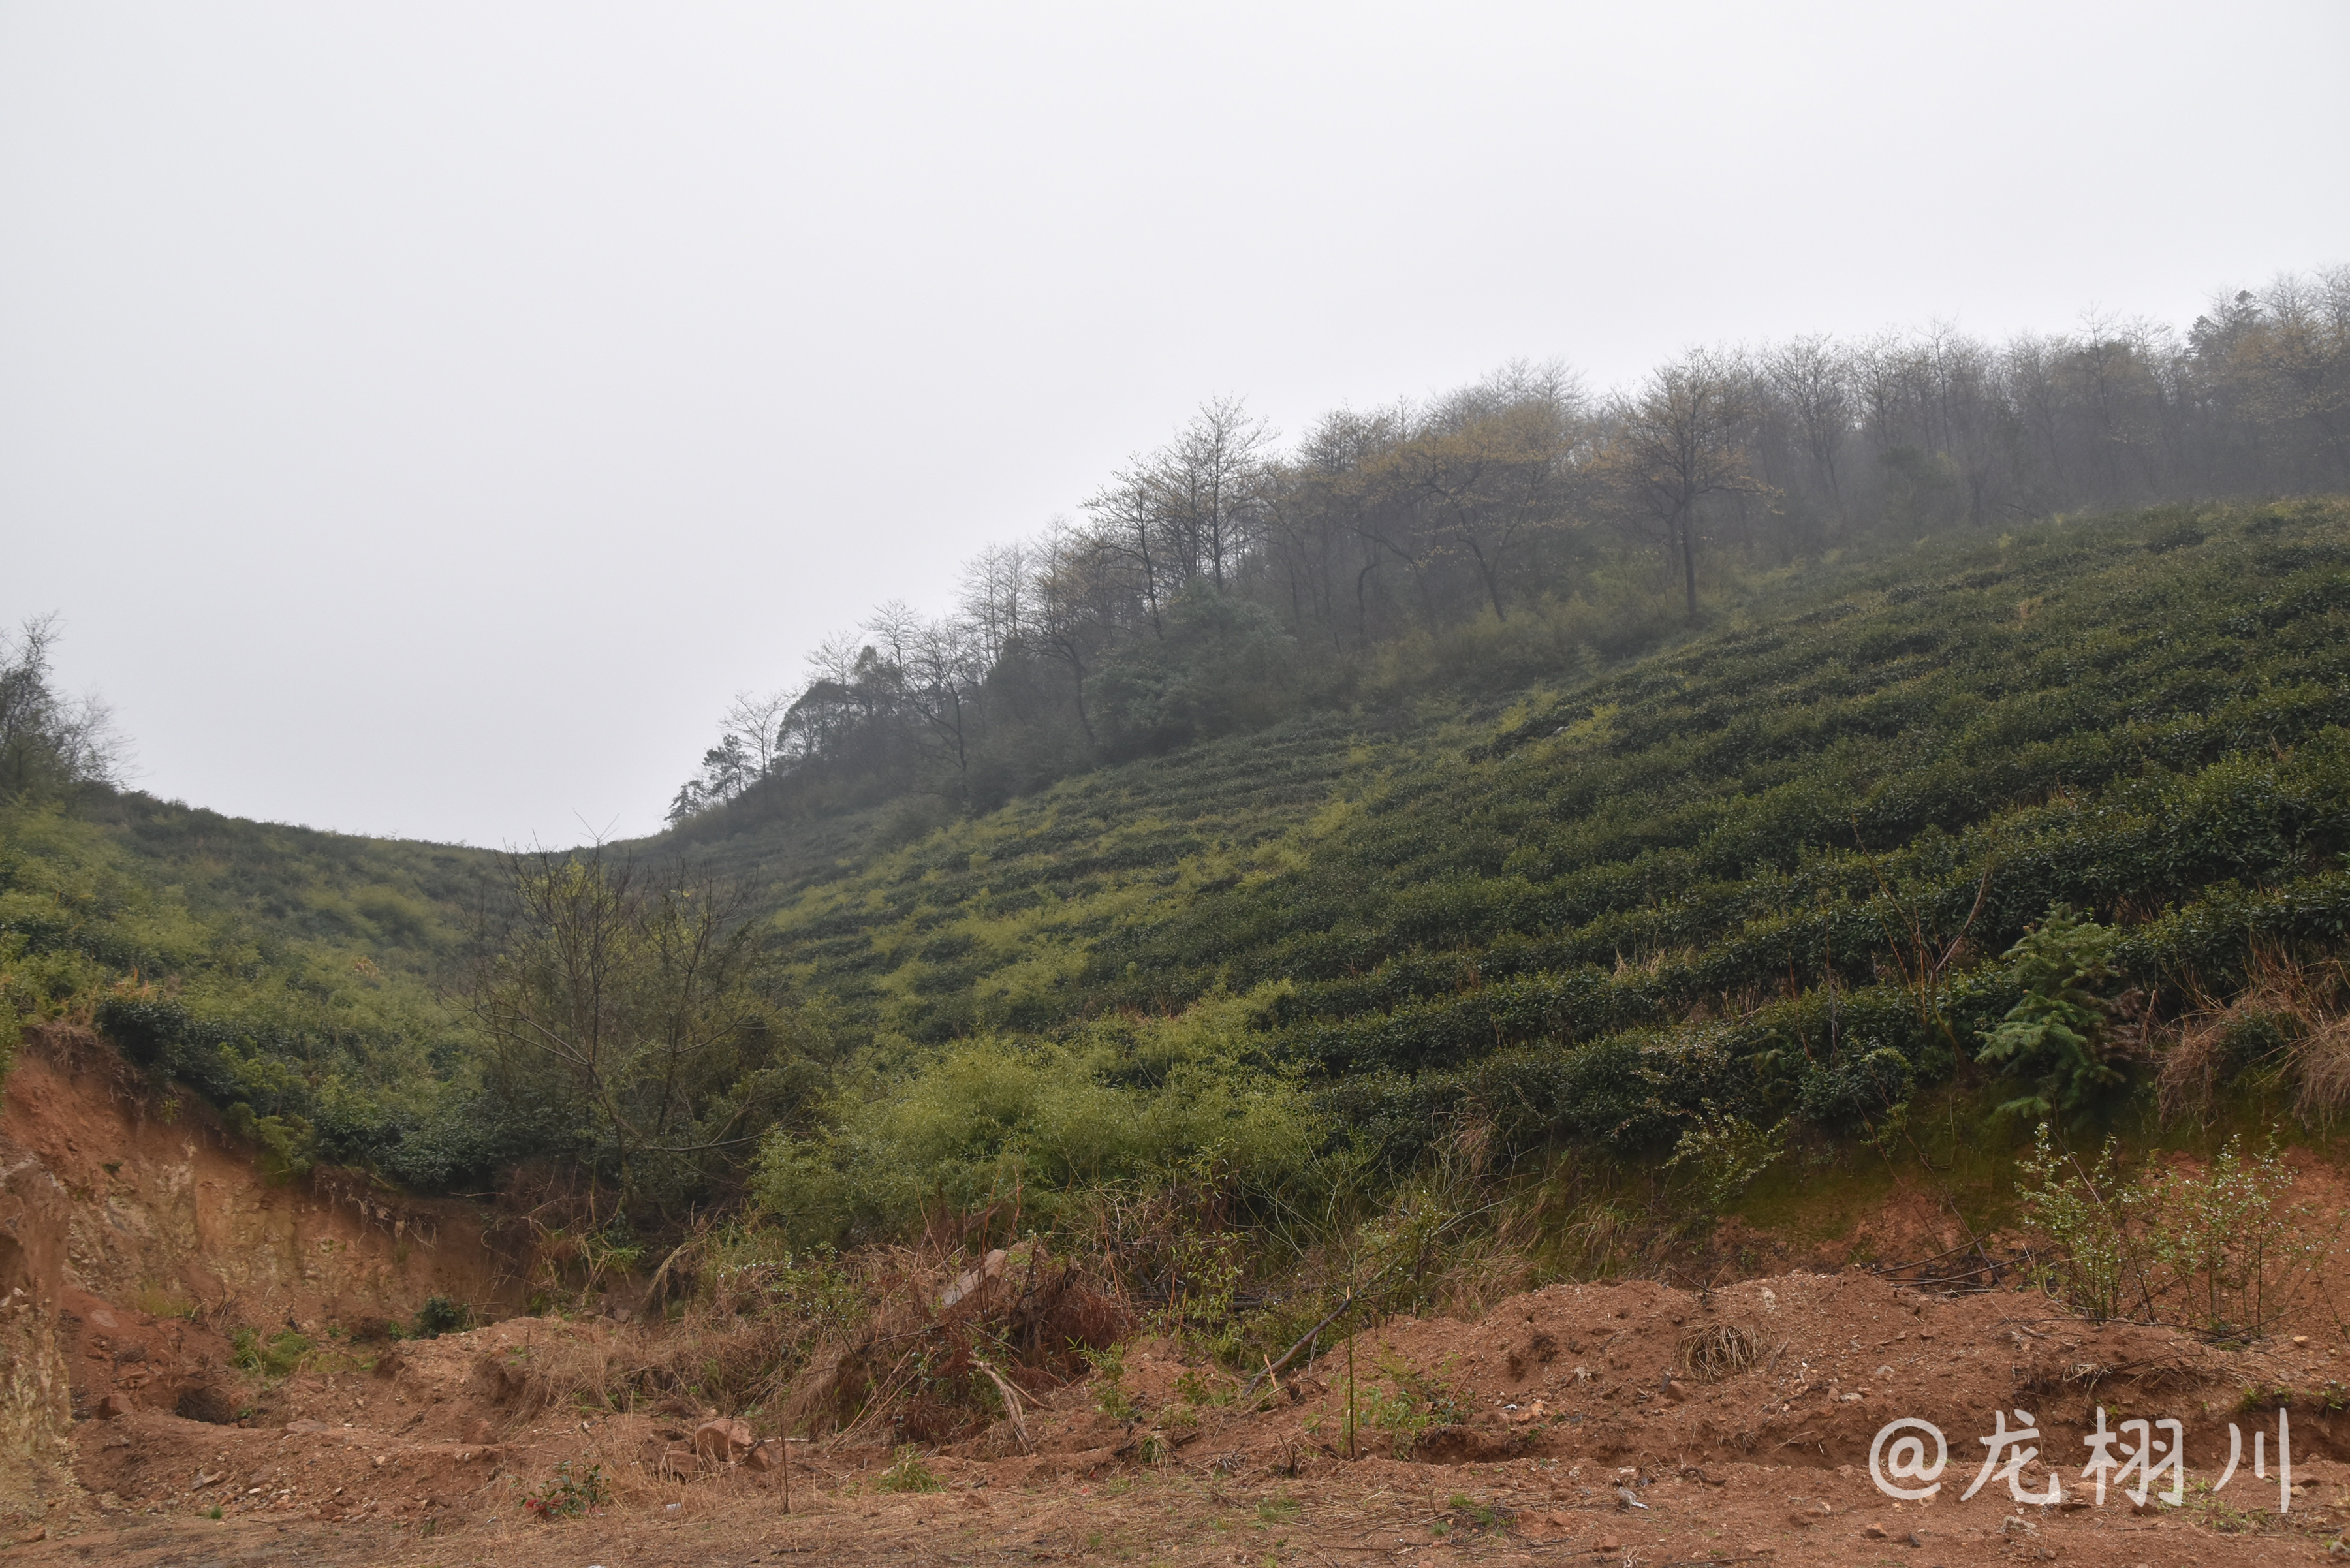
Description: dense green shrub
1090,584,1300,757
411,1296,471,1338
1975,907,2125,1118
753,993,1322,1246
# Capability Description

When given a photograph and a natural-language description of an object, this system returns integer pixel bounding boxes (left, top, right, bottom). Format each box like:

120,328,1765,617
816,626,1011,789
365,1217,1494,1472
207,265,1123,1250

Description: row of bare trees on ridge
668,269,2350,826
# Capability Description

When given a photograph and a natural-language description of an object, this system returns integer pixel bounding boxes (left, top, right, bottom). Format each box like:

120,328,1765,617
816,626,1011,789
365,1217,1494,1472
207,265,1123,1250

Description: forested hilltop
0,272,2346,1330
664,268,2350,828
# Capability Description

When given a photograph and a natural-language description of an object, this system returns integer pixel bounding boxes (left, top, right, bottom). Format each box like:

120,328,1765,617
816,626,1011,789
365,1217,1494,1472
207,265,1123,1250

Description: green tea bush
221,1102,318,1182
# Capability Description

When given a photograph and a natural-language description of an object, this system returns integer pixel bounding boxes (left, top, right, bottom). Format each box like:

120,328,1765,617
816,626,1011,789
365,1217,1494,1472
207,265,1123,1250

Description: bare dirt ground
16,1270,2348,1567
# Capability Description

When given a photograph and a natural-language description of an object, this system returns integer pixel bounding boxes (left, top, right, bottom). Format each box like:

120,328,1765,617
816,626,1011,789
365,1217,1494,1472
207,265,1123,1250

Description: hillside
0,790,499,1185
8,496,2349,1217
636,497,2349,1238
7,495,2350,1561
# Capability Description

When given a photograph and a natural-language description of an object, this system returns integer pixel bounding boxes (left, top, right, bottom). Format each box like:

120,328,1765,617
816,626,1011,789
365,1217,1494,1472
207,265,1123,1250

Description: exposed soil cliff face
0,1027,525,1514
0,1136,72,1511
2,1031,522,1330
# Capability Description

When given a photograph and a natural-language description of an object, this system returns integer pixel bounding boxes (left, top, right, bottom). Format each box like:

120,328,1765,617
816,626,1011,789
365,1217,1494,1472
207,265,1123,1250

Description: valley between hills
5,497,2350,1565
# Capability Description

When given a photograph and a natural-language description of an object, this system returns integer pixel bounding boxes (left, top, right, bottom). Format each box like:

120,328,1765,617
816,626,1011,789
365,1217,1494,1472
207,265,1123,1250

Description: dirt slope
0,1029,525,1515
13,1270,2346,1565
5,1029,2345,1562
1,1030,522,1332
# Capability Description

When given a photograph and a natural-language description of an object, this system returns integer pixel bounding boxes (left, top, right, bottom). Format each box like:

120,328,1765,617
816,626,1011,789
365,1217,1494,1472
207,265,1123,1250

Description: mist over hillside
3,275,2348,1472
659,270,2350,838
10,10,2350,1550
8,477,2350,1567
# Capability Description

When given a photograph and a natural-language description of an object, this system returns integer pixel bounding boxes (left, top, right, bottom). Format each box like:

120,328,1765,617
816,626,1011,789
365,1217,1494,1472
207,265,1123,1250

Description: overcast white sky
4,2,2347,847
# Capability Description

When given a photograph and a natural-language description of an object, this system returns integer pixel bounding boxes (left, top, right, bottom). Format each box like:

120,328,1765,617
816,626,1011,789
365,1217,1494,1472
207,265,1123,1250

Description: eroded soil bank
0,1028,524,1515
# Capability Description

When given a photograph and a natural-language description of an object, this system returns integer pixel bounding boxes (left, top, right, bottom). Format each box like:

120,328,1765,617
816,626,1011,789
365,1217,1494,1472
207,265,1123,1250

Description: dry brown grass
2156,947,2350,1125
1674,1321,1770,1383
784,1243,1129,1445
2292,1010,2350,1122
480,1234,1131,1453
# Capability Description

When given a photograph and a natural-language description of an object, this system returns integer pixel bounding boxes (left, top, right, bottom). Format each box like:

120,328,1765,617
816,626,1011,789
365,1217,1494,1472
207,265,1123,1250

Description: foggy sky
4,1,2346,847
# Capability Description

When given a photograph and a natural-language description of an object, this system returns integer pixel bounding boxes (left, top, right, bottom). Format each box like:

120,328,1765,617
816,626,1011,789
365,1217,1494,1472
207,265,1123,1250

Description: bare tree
901,612,989,802
1050,524,1120,736
1390,361,1586,622
0,614,133,797
804,630,866,689
471,845,782,1206
1267,405,1407,645
1164,396,1275,590
1605,348,1769,618
959,541,1030,653
722,689,793,777
1766,336,1854,519
2214,270,2350,482
661,267,2350,821
860,599,925,672
1086,465,1168,638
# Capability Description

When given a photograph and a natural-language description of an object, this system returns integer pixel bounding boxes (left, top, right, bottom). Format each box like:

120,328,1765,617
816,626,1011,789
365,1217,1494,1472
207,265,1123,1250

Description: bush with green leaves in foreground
874,1445,943,1493
2014,1124,2321,1338
1976,906,2125,1119
522,1461,610,1520
753,990,1322,1247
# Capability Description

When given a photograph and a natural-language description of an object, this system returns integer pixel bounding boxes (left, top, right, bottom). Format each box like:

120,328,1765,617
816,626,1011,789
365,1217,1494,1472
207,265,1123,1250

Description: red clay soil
14,1270,2348,1566
0,1031,524,1338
